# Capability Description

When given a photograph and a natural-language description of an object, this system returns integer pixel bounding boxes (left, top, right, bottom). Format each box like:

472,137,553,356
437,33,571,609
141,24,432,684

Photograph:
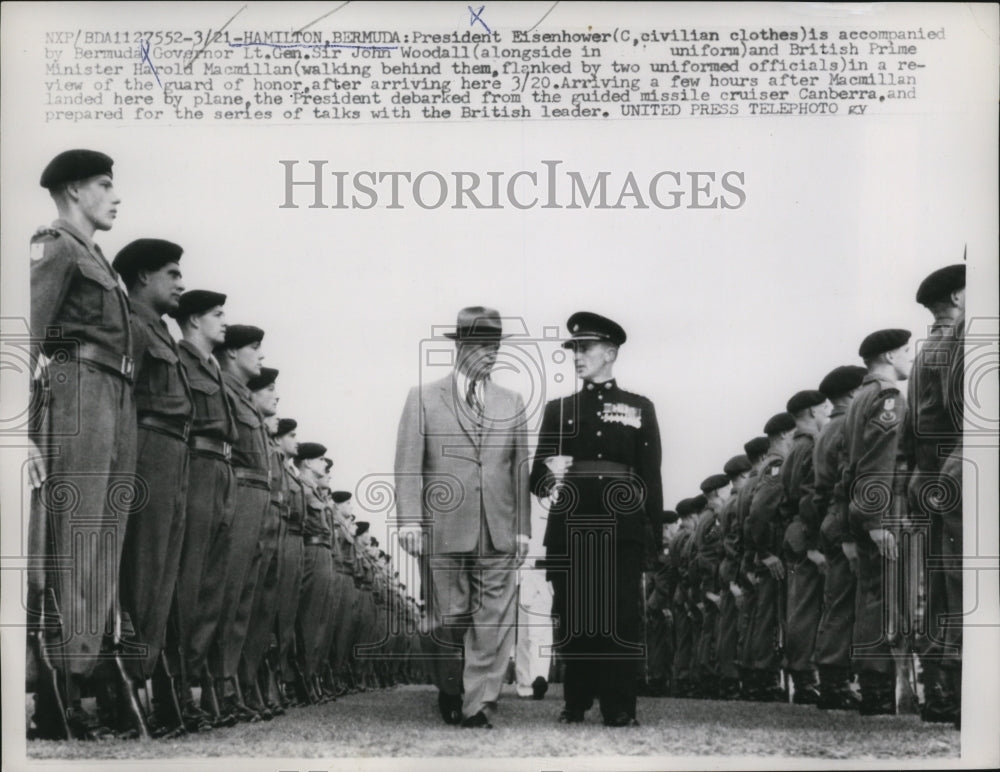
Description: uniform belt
303,535,331,548
335,568,355,577
189,435,232,461
570,460,634,475
139,415,190,442
235,467,270,489
59,341,134,383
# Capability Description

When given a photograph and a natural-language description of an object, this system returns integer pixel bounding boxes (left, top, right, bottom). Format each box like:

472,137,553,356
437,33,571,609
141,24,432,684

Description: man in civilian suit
395,306,531,729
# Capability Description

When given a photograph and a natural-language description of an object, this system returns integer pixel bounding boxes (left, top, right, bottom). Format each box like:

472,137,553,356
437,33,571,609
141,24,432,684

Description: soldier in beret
715,454,753,699
731,437,769,697
836,329,913,715
27,149,135,740
112,239,192,737
904,264,965,727
330,491,361,696
780,390,833,705
692,474,732,698
351,521,379,691
744,413,797,701
273,419,308,706
530,312,663,727
294,442,336,702
643,510,679,697
813,365,868,710
240,368,285,719
665,497,703,697
210,325,270,722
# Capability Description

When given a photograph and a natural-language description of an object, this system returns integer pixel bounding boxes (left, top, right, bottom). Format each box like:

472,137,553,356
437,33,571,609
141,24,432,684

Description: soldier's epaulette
31,226,61,242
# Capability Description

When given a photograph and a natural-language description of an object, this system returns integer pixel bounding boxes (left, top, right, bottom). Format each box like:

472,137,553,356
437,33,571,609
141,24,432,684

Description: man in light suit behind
395,306,531,729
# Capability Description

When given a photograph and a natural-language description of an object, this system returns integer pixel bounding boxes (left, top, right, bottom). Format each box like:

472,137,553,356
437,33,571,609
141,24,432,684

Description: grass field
24,683,959,763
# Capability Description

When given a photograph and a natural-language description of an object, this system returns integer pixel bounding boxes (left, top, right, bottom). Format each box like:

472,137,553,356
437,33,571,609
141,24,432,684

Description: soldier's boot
791,670,821,706
858,671,897,716
756,671,787,703
920,663,958,724
92,667,142,740
817,666,861,711
227,677,262,722
260,663,285,716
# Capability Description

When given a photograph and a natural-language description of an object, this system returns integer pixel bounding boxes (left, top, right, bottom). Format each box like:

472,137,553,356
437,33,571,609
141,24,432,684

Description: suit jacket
394,373,530,555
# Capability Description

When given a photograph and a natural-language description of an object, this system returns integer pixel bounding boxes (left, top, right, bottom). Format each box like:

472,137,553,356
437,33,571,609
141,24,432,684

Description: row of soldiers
26,149,428,741
642,263,965,728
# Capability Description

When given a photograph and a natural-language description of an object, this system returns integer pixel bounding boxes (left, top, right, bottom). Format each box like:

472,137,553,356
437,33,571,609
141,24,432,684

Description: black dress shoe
558,708,585,723
603,711,639,728
460,711,493,728
531,676,548,700
437,690,462,725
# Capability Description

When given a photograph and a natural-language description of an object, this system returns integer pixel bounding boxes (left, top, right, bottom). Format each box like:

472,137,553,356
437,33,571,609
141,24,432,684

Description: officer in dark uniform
813,365,867,710
330,491,360,695
273,419,306,704
730,437,769,698
173,290,238,730
904,265,965,726
211,324,270,721
715,454,753,699
530,312,663,727
112,239,193,736
693,473,732,698
780,389,833,704
28,150,137,740
239,367,283,718
294,442,335,700
665,497,703,697
744,412,797,702
837,329,913,715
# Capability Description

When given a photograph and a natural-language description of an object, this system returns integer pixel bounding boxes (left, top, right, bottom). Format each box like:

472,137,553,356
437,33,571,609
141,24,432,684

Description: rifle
28,589,71,739
157,651,187,732
111,606,151,739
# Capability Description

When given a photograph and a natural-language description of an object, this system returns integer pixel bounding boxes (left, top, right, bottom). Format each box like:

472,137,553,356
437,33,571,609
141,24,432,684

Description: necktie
466,377,483,416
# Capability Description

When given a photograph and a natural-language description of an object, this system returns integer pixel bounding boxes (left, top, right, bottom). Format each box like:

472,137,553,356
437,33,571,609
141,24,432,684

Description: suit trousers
119,428,189,680
514,568,554,694
421,545,519,719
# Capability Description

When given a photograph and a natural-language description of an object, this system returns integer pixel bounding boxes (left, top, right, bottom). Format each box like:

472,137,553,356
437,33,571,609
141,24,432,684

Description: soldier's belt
303,535,331,548
189,435,232,461
335,567,355,577
569,460,634,476
56,341,134,383
234,467,270,489
139,415,191,442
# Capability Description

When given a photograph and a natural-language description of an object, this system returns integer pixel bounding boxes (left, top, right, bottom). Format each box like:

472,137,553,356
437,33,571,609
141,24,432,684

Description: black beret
331,490,352,504
724,455,752,477
220,324,265,351
275,418,297,437
743,436,770,461
859,329,911,360
662,509,679,524
562,311,627,348
916,264,965,307
786,390,828,415
40,149,113,189
354,521,370,536
675,498,695,516
112,239,182,286
172,289,225,320
247,366,278,391
700,474,731,494
691,494,708,512
764,412,796,436
295,441,327,461
819,365,868,398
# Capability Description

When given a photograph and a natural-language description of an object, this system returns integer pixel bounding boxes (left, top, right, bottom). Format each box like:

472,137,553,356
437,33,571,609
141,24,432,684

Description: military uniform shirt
780,429,819,552
300,477,332,542
30,219,132,364
746,453,785,560
813,409,850,549
838,374,908,535
131,298,192,423
223,371,270,472
177,340,238,442
282,462,306,534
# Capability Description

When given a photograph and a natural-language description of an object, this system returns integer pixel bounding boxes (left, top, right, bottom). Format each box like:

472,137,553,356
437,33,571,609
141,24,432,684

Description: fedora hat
443,306,509,341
